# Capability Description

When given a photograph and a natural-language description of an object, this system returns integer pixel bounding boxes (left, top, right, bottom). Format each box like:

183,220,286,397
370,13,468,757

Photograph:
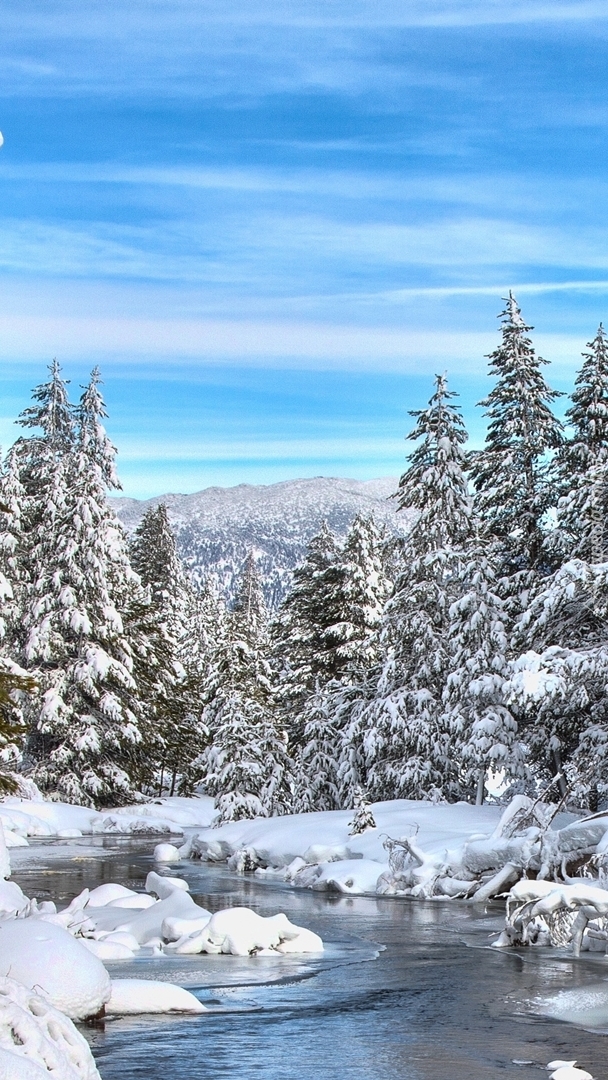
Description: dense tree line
2,293,608,817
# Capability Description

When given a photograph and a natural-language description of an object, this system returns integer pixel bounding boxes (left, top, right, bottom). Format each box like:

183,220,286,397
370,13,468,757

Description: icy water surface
11,838,608,1080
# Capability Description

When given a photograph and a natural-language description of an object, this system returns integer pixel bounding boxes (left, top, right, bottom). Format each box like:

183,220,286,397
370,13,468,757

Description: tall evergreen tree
294,515,391,811
130,503,205,795
360,375,472,801
322,515,391,676
0,444,27,657
509,557,608,804
509,326,608,803
0,455,35,789
232,550,268,645
469,293,563,572
294,680,341,812
199,553,292,822
554,325,608,563
20,369,143,806
444,541,525,803
272,523,339,743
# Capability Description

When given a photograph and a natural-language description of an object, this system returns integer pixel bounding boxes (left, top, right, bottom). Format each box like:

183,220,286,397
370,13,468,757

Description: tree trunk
552,748,568,799
475,770,485,806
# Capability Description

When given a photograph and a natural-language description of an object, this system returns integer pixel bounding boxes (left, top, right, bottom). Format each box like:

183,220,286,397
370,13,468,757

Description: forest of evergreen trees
1,291,608,818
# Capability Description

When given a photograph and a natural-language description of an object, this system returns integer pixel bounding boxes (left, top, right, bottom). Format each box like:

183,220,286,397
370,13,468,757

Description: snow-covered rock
0,921,110,1020
164,906,323,957
550,1068,593,1080
154,843,181,863
106,979,205,1015
292,858,384,894
0,879,30,918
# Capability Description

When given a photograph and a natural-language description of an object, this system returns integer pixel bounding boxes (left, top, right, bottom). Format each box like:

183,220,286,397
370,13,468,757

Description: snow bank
188,795,582,900
0,975,101,1079
106,979,205,1015
0,921,111,1020
0,794,216,843
190,798,504,887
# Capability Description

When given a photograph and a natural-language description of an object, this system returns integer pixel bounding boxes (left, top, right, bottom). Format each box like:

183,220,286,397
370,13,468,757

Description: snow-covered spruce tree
176,576,227,796
199,552,293,823
552,325,608,564
348,787,376,835
294,515,392,811
0,444,28,656
322,514,392,675
293,681,341,812
507,329,608,805
0,451,36,789
444,539,525,804
129,503,205,795
271,523,339,743
469,293,563,574
506,557,608,806
358,374,472,802
14,359,75,610
20,367,143,806
231,550,268,644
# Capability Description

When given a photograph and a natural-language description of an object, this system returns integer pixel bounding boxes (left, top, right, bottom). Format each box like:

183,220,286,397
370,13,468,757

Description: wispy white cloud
0,310,492,369
2,163,606,214
3,212,608,290
3,0,605,104
0,309,588,378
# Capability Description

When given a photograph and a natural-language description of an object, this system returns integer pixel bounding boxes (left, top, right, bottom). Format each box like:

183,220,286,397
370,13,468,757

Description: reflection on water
10,839,608,1080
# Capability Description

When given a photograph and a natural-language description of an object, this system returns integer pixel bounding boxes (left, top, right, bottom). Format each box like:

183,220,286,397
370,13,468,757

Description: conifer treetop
396,372,471,554
566,324,608,460
77,367,121,490
17,359,74,451
477,292,562,458
470,292,563,569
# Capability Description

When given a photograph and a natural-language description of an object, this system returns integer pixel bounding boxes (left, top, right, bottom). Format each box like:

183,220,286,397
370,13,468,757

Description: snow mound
292,858,383,894
550,1069,593,1080
154,843,181,863
0,976,101,1079
106,979,205,1015
0,879,30,917
165,906,323,956
0,921,110,1020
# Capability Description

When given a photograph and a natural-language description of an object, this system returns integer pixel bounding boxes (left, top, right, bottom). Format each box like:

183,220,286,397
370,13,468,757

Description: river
10,837,608,1080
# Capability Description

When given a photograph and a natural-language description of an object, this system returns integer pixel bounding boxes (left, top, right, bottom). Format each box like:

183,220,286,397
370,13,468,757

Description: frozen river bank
9,837,608,1080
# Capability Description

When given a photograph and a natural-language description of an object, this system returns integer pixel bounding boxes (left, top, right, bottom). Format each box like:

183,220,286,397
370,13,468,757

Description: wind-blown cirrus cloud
0,0,607,495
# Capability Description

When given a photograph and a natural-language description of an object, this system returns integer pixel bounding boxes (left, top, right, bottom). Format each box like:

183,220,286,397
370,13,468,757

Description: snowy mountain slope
112,476,410,608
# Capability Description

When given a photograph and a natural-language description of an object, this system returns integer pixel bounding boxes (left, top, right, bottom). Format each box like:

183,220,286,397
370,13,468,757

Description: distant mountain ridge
112,476,410,608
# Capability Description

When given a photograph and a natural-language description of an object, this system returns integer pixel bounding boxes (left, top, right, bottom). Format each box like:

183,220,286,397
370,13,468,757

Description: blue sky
2,1,608,496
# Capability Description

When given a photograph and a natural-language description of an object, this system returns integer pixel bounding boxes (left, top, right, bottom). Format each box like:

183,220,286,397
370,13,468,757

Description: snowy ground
184,797,577,898
2,791,608,1079
190,798,502,891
